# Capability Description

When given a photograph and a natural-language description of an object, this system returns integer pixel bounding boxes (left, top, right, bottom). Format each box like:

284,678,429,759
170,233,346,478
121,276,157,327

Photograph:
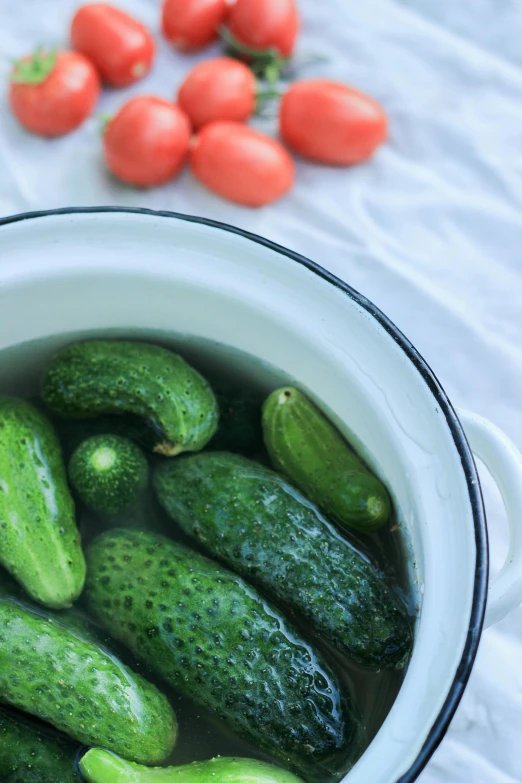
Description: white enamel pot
1,207,522,783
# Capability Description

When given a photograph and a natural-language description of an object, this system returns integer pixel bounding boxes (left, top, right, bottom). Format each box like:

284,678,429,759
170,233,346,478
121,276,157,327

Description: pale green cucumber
0,396,85,609
263,387,391,532
79,750,305,783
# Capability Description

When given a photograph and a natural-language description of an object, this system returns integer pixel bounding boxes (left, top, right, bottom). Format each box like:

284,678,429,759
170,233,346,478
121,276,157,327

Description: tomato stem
254,86,281,116
220,25,289,83
10,47,57,85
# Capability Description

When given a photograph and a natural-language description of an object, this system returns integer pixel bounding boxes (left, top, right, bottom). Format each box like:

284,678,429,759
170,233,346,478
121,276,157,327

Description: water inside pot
0,328,418,781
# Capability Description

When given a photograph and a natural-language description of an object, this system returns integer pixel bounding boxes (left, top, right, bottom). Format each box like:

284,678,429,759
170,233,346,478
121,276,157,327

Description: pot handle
458,409,522,628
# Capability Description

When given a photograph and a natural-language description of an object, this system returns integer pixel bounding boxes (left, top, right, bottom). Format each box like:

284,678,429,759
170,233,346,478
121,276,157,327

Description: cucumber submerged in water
69,435,149,517
84,529,361,782
41,341,219,457
0,707,80,783
0,396,85,609
79,749,305,783
154,452,412,671
0,597,177,765
263,387,391,532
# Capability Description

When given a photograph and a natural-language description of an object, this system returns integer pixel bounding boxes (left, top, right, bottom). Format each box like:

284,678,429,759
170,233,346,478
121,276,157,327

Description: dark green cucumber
154,452,412,671
0,396,85,609
80,749,305,783
41,341,219,457
0,597,177,764
210,385,264,456
69,435,149,516
0,707,80,783
263,388,391,532
85,530,361,781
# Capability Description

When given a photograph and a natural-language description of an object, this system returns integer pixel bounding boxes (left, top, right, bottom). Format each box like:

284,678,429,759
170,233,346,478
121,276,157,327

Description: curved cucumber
41,341,219,457
0,396,85,609
80,750,305,783
154,452,412,671
69,435,149,516
0,598,177,765
263,388,391,532
85,530,360,781
0,707,80,783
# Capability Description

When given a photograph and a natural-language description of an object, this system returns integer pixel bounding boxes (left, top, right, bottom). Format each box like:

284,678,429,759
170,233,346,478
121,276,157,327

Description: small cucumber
41,341,219,457
154,452,412,671
69,435,149,516
263,387,391,532
210,384,263,456
80,749,305,783
0,707,80,783
85,530,361,781
0,396,85,609
0,597,177,765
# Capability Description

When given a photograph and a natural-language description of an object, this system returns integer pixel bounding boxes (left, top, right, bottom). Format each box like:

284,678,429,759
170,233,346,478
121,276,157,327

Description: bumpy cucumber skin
41,341,219,457
263,388,391,532
211,385,264,456
80,749,305,783
154,452,412,671
0,598,177,764
0,396,85,609
0,707,80,783
84,530,360,781
69,434,149,516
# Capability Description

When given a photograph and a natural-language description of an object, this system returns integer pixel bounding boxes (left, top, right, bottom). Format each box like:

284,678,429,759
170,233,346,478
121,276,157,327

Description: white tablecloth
1,1,521,781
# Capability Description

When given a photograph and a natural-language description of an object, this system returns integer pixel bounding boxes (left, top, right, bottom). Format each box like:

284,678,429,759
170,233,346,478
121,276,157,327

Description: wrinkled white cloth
1,1,521,781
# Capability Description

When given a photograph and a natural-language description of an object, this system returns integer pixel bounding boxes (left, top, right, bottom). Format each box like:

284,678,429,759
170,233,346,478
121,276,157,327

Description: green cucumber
0,707,80,783
0,597,177,764
0,396,85,609
80,749,305,783
69,435,149,516
211,385,263,456
263,387,391,532
68,434,167,542
85,529,361,781
41,341,219,457
153,452,412,671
